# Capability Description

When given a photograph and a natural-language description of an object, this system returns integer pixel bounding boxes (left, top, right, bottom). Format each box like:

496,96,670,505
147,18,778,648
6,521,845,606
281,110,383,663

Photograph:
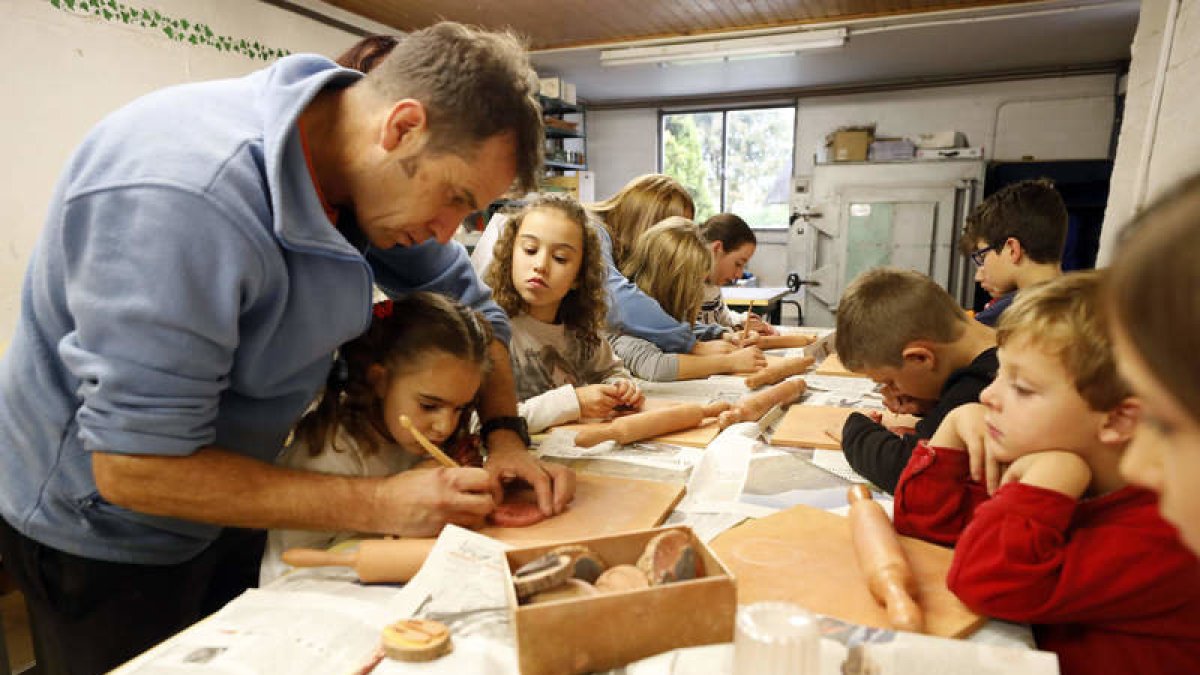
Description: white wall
0,0,364,344
586,73,1117,302
1099,0,1200,263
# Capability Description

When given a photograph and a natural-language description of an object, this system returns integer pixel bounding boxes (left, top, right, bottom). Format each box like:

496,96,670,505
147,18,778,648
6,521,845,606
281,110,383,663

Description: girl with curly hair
486,194,643,432
259,292,494,583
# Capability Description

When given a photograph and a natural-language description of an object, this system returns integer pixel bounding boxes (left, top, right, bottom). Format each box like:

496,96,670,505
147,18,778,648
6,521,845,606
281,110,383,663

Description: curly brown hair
293,292,493,458
486,193,607,350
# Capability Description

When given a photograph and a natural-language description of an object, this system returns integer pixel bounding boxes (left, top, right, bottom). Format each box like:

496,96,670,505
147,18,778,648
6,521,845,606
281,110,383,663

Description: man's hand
484,430,576,516
1000,451,1091,499
372,467,495,536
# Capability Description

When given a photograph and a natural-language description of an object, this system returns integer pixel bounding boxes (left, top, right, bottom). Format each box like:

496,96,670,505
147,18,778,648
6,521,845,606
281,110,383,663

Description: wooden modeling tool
848,485,925,633
399,415,458,468
741,300,758,341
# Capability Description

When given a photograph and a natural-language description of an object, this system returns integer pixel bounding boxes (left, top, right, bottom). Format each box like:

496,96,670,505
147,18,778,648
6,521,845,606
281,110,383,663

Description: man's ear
366,363,390,399
1099,397,1141,445
901,343,936,371
380,99,427,153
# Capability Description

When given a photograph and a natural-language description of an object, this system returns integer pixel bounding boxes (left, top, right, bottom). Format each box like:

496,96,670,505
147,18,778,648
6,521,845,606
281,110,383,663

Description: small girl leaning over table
485,193,644,433
697,212,776,337
610,217,767,382
259,292,494,584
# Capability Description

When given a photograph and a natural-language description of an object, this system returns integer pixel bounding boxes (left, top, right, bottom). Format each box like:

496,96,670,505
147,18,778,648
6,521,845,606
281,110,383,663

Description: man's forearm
480,339,520,421
92,447,382,533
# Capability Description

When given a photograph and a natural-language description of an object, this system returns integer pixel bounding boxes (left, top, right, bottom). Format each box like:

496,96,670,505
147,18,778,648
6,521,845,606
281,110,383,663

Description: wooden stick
399,415,458,468
717,378,808,429
741,300,758,341
847,485,925,633
744,355,815,389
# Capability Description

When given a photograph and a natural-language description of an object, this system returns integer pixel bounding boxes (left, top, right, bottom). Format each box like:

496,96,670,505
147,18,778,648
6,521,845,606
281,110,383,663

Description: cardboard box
826,129,873,162
541,172,595,201
505,526,736,675
916,146,984,160
914,131,967,149
538,76,562,100
868,138,916,161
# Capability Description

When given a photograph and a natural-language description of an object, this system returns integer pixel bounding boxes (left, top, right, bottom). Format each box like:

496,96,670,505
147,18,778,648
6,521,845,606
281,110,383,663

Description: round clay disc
548,544,608,583
637,530,705,584
594,564,650,593
528,578,600,605
513,552,573,599
489,501,547,527
381,618,452,662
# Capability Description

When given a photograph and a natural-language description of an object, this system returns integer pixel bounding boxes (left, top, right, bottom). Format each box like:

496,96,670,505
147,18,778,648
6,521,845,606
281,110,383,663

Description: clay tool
400,414,458,468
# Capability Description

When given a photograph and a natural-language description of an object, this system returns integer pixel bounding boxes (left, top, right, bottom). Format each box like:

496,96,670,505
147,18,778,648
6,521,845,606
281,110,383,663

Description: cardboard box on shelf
826,128,874,162
505,526,736,675
868,138,916,161
914,131,967,149
538,76,562,100
540,172,595,201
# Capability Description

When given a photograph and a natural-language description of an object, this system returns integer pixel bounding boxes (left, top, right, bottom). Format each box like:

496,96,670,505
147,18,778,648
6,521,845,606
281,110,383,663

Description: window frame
658,103,797,230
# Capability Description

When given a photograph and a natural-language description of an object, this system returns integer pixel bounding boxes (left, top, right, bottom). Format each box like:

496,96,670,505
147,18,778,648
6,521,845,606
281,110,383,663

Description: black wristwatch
480,415,531,447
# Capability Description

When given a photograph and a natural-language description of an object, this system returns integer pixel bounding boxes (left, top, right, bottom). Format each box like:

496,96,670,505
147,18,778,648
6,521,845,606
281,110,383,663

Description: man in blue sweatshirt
0,22,574,672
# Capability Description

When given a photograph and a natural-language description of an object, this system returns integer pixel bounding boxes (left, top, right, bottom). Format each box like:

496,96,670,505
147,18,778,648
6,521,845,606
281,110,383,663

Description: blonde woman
610,218,766,381
472,174,712,353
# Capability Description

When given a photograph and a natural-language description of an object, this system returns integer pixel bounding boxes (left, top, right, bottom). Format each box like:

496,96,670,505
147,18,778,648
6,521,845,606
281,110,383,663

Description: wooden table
721,286,800,325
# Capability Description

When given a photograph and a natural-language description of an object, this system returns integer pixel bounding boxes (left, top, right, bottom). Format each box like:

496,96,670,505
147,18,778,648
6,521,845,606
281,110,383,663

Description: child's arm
948,482,1200,625
841,412,921,493
675,347,766,380
517,386,583,433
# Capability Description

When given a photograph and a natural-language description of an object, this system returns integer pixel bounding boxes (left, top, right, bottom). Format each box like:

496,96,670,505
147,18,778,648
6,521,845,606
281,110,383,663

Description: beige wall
1098,0,1200,264
0,0,371,342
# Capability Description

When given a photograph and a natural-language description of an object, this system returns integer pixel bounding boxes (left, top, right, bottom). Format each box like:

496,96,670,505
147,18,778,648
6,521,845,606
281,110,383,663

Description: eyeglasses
969,245,995,266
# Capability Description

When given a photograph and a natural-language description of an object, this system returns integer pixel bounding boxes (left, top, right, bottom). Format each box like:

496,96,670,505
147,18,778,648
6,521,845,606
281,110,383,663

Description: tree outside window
662,106,795,228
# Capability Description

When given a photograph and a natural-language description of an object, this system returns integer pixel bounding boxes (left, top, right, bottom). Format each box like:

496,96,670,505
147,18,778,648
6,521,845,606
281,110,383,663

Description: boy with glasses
961,179,1067,326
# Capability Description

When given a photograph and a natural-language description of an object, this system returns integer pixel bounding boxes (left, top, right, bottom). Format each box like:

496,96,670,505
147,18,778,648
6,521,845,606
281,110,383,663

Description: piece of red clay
488,501,547,527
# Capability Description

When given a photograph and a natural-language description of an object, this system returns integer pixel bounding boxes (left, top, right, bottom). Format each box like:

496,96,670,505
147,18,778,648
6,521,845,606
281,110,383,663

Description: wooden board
482,472,685,545
555,398,722,448
709,504,984,638
771,405,920,450
815,353,867,377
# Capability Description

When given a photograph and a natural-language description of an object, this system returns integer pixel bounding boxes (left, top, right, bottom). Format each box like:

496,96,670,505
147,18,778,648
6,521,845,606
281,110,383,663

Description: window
661,106,796,228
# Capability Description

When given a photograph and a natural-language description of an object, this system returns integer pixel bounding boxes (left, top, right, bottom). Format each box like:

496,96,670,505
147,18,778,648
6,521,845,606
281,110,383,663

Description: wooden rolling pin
574,401,730,447
743,355,814,389
753,334,816,350
282,538,436,584
717,378,807,429
847,485,925,633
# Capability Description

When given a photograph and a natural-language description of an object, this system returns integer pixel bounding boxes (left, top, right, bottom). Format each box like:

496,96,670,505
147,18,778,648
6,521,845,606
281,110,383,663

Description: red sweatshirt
894,441,1200,675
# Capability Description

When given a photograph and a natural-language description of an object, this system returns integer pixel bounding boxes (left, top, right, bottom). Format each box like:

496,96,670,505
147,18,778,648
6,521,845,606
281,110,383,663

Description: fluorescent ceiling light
600,28,847,67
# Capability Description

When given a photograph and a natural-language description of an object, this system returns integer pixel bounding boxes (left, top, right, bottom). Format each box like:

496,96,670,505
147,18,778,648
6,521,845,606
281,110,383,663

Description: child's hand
930,404,1004,494
575,384,623,420
729,330,761,347
1000,451,1092,499
743,313,777,336
880,383,935,416
375,467,495,536
608,378,644,412
729,346,767,372
692,339,735,355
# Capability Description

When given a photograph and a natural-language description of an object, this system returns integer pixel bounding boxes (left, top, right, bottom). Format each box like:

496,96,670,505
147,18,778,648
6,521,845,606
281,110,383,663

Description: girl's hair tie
331,353,350,389
373,299,394,319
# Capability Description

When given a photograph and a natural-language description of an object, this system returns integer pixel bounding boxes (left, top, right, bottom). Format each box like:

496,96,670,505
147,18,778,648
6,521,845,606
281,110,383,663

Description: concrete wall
0,0,369,343
1098,0,1200,263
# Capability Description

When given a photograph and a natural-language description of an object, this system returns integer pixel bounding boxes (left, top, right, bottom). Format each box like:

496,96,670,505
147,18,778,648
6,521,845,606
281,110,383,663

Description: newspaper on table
117,526,520,675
